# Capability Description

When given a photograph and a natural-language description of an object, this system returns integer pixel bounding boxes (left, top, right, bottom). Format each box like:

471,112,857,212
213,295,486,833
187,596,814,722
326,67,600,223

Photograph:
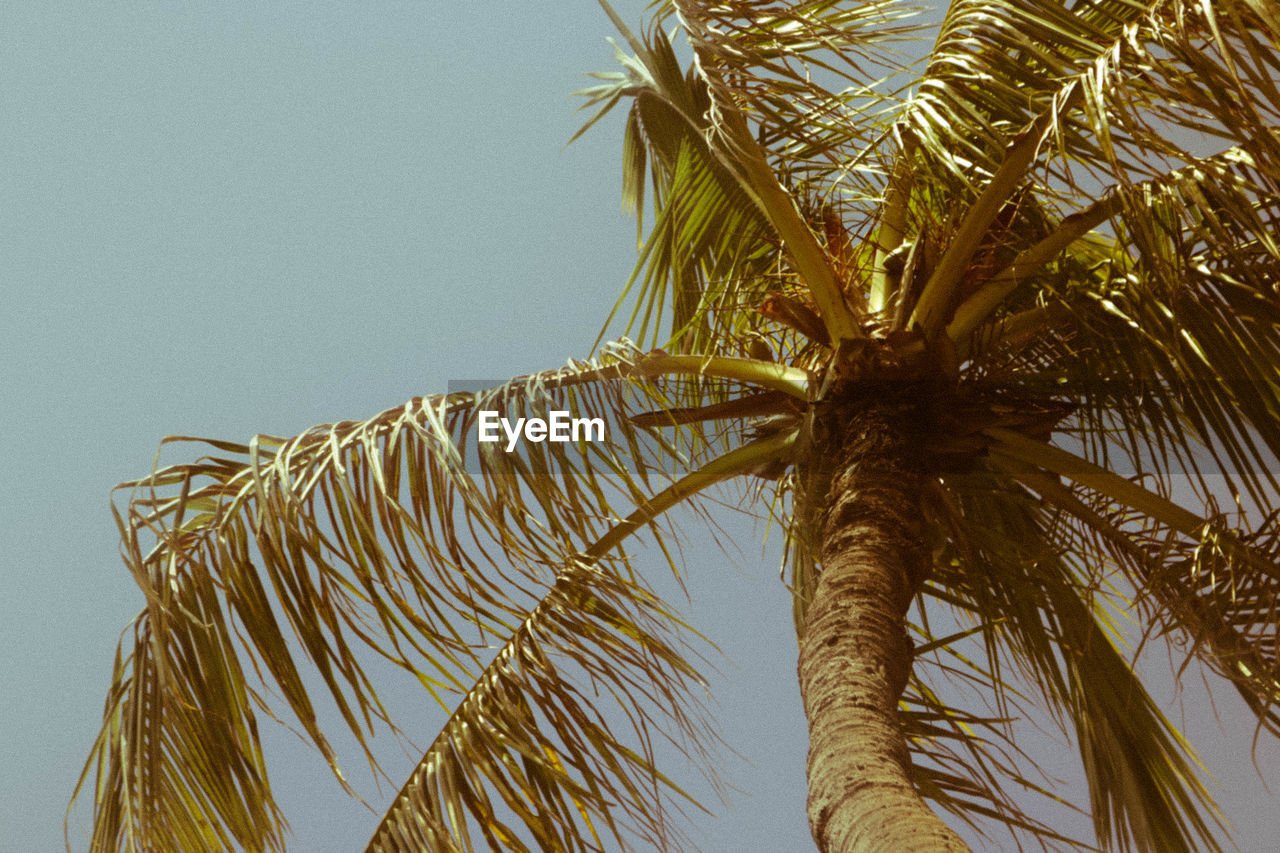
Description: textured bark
797,400,970,852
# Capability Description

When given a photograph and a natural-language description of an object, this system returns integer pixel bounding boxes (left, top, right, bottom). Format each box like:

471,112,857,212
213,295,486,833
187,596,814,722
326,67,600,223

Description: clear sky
2,3,1277,851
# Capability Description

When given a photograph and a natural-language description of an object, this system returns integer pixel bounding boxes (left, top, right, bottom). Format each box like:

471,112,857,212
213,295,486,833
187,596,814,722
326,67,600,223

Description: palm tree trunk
797,399,969,852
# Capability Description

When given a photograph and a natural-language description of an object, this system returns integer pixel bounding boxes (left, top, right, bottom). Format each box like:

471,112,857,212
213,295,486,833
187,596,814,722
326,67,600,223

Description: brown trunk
797,400,970,852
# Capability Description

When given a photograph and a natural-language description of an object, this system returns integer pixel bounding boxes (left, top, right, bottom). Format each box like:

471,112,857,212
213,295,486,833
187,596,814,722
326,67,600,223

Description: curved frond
901,637,1099,851
583,1,922,354
364,558,711,853
921,463,1232,853
578,19,780,353
71,340,801,853
365,428,798,852
987,436,1280,738
905,0,1149,188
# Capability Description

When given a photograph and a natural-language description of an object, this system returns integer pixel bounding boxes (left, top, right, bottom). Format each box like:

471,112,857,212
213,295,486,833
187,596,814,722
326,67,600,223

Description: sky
1,2,1277,852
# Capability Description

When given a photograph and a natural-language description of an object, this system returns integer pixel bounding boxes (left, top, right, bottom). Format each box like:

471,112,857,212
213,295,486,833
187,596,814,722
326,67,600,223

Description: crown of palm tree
75,2,1280,851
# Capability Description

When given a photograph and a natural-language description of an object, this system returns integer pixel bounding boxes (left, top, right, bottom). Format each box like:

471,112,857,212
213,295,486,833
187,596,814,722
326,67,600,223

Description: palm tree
72,1,1280,851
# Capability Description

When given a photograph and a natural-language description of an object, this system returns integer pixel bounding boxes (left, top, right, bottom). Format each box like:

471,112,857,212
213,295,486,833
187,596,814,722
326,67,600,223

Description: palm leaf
365,428,798,852
988,432,1280,737
71,340,804,852
921,462,1231,852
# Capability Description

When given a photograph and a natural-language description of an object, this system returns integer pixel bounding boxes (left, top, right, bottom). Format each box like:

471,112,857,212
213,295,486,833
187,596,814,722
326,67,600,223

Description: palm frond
365,426,800,852
904,0,1148,189
578,18,780,354
923,463,1231,853
71,340,805,852
903,629,1099,851
991,447,1280,739
363,557,712,853
582,1,924,355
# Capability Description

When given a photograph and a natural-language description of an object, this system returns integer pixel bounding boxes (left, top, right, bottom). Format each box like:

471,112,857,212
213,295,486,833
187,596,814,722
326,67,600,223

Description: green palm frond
577,19,779,354
921,463,1231,852
72,341,807,853
902,635,1099,851
904,0,1146,186
365,427,800,852
901,0,1279,190
363,557,711,853
988,432,1280,737
1033,468,1280,736
896,2,1280,338
582,0,921,355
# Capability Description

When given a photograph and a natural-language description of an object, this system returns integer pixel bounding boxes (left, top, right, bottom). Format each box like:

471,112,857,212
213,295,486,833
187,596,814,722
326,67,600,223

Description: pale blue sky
2,3,1277,851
